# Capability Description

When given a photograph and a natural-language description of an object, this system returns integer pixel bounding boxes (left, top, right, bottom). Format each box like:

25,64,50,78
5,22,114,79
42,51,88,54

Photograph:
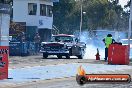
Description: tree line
0,0,131,34
53,0,130,34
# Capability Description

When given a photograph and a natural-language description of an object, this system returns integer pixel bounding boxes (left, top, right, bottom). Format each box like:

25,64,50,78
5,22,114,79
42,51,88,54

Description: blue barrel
9,42,29,56
9,42,21,56
21,42,29,56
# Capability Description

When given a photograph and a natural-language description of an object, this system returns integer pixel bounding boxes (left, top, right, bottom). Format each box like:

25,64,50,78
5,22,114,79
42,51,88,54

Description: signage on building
0,3,11,14
38,19,52,29
39,20,43,26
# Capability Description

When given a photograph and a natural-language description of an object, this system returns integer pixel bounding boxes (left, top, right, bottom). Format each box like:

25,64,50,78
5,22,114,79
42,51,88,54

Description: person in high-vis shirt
103,34,115,61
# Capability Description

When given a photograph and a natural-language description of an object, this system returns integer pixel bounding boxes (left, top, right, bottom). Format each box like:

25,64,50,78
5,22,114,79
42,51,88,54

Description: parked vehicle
40,34,86,59
121,39,132,58
121,39,132,48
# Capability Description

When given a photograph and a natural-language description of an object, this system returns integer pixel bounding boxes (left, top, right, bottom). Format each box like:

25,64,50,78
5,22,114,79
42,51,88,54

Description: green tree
53,0,129,34
53,0,78,34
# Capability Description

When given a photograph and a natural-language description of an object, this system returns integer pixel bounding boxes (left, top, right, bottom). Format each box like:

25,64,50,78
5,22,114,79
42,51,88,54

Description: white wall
13,0,53,29
0,14,10,46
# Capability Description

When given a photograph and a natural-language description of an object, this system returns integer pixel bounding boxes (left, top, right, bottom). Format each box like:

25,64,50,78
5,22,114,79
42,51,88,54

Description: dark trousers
35,43,40,53
105,47,108,61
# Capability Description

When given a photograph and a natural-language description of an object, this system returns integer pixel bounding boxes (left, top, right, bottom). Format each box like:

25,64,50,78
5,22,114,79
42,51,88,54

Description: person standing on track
103,34,115,61
34,33,41,54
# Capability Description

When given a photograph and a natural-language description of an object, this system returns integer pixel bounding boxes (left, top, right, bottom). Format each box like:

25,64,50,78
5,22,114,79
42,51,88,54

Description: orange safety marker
95,48,100,60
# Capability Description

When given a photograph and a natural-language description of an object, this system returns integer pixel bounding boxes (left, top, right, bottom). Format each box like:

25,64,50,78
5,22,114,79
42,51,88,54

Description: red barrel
108,44,130,65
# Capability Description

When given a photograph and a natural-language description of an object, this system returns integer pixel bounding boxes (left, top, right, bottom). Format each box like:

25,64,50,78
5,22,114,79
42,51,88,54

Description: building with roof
12,0,59,42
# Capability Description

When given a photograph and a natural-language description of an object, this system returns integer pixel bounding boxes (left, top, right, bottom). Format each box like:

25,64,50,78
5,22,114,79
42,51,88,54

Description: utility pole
79,0,83,40
128,0,132,47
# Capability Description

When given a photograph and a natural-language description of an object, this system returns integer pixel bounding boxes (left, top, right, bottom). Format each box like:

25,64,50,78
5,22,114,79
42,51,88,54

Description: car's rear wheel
66,55,70,59
57,55,62,59
77,55,83,59
43,53,48,59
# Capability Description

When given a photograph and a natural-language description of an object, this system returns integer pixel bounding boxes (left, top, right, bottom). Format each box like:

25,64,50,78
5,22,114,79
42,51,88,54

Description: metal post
128,1,132,47
0,3,10,80
79,0,83,40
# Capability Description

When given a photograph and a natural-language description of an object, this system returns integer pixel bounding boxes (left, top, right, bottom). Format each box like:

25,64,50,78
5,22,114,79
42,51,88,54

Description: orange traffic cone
95,48,100,60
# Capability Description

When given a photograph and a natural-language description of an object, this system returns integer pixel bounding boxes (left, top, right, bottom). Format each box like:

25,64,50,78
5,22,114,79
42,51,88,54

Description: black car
40,34,86,59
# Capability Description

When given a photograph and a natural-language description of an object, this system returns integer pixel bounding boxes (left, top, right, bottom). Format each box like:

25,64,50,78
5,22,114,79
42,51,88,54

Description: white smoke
78,30,130,60
78,30,105,60
83,44,105,60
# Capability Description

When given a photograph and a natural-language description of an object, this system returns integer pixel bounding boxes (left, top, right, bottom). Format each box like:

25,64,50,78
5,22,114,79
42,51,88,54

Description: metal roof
52,34,74,37
44,0,59,2
121,39,132,40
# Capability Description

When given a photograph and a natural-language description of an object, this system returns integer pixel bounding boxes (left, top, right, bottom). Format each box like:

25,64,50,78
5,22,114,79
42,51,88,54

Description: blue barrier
9,42,36,56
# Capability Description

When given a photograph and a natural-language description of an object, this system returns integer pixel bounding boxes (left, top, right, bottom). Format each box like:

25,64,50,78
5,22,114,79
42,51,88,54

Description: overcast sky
119,0,129,8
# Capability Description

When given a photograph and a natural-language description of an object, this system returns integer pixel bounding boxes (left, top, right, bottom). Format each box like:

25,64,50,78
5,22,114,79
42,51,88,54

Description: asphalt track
0,55,132,88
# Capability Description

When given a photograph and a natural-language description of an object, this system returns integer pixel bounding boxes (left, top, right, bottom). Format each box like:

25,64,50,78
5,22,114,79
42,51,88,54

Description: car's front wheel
43,53,48,59
77,49,84,59
57,55,62,59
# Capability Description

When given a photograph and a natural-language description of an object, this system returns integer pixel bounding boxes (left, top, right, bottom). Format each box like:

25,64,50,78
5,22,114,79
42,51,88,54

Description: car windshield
52,36,73,42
